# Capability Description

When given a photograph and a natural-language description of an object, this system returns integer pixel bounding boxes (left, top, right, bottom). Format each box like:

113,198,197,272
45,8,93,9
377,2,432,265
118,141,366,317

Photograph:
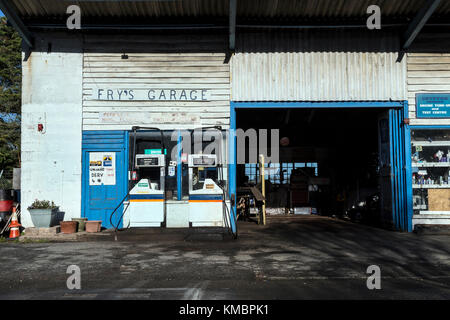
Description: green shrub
28,199,58,210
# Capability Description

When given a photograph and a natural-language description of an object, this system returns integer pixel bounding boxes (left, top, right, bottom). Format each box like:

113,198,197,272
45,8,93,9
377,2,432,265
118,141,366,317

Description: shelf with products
412,162,450,168
419,211,450,215
412,184,450,189
411,128,450,214
411,141,450,147
412,165,450,187
411,147,450,164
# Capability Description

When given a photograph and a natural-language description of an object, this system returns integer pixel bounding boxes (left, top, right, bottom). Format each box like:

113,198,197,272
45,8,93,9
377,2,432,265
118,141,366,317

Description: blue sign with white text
416,93,450,118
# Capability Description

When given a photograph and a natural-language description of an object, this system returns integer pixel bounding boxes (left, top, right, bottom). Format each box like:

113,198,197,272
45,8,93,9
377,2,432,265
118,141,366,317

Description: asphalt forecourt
0,216,449,302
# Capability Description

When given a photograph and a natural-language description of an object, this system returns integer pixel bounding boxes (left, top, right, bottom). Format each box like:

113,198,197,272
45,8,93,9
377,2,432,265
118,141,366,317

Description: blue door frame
82,131,129,229
229,101,413,232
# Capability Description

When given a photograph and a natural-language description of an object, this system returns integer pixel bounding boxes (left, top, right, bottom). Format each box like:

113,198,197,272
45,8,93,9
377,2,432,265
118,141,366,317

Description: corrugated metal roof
11,0,229,19
239,0,450,19
9,0,450,20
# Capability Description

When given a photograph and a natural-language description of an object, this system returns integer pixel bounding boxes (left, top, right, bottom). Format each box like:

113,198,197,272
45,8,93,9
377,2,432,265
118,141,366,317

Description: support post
229,104,237,234
259,154,266,225
177,130,182,201
0,0,34,48
397,0,441,62
403,101,413,232
229,0,237,51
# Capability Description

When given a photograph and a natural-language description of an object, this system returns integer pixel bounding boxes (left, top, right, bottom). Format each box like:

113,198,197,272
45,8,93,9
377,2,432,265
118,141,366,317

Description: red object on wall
0,200,13,212
38,123,44,132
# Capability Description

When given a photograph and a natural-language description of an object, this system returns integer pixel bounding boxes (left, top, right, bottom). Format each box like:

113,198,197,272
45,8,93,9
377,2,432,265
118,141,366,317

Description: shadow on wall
25,28,450,64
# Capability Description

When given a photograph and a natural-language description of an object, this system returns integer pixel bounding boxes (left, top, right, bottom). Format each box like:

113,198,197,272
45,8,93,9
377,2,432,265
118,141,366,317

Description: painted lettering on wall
93,88,210,101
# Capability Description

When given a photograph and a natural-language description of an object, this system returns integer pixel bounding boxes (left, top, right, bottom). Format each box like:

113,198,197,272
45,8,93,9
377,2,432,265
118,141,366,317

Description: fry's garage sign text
93,88,210,101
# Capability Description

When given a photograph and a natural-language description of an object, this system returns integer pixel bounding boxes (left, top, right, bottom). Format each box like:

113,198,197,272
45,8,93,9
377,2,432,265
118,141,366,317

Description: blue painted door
82,131,128,229
378,109,410,231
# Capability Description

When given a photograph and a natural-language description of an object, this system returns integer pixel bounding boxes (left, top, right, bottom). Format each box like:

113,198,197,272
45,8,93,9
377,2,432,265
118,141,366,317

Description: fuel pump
188,154,225,227
122,127,166,227
186,127,236,235
125,154,165,227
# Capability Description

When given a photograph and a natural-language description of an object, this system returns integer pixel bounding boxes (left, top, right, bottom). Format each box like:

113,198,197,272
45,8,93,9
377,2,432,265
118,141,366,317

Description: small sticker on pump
206,184,214,189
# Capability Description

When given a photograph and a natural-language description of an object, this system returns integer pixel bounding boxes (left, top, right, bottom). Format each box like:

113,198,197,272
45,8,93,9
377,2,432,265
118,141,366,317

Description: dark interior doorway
236,108,384,226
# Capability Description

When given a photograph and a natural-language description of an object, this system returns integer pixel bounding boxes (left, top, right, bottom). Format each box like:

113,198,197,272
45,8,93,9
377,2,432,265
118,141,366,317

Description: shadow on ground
1,215,449,299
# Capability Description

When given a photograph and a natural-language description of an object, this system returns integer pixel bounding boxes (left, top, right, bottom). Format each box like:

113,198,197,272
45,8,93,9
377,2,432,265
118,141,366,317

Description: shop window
411,128,450,214
244,162,318,185
245,163,258,184
282,163,294,184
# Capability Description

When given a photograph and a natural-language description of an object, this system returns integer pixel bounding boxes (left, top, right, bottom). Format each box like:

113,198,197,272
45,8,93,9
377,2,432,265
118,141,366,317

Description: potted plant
28,199,59,228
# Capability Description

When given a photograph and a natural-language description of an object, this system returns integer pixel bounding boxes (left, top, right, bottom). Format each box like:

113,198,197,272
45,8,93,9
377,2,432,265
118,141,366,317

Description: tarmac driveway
1,216,449,299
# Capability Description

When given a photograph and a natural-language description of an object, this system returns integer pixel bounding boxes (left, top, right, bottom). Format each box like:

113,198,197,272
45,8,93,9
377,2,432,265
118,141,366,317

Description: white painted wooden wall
407,53,450,125
82,53,230,130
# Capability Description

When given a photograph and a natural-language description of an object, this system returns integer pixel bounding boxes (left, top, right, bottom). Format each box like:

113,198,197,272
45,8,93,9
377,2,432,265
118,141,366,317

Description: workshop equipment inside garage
236,108,386,225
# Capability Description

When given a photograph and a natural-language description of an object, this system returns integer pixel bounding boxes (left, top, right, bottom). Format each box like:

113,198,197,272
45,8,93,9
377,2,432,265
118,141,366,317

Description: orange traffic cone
9,207,21,239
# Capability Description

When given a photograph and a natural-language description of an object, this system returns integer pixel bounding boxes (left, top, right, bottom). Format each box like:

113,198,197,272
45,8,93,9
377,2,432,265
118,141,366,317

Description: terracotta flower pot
72,218,88,232
60,221,78,234
85,220,102,233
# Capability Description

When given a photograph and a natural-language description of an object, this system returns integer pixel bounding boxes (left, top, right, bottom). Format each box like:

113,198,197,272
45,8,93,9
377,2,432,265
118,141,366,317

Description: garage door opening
235,107,403,229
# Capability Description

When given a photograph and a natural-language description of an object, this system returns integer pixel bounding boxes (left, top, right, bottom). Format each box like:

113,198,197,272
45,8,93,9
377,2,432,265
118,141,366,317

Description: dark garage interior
236,108,387,226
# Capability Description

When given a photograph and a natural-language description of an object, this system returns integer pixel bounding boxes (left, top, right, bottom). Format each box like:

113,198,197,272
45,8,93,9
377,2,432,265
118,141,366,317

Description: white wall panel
82,52,230,130
232,51,406,102
407,53,450,126
21,35,83,227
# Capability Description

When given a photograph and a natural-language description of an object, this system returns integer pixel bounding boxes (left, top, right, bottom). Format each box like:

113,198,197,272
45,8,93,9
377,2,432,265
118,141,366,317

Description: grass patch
0,237,20,243
0,236,52,244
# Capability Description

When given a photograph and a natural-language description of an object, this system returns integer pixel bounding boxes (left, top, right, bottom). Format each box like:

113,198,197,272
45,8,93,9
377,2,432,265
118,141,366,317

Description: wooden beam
397,0,441,62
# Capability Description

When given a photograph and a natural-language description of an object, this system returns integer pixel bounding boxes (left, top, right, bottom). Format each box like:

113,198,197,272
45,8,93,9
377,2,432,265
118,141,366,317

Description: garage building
1,0,450,232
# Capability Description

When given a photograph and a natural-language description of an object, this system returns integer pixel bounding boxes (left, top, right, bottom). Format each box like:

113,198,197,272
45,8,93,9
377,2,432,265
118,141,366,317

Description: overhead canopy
1,0,450,54
6,0,450,25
